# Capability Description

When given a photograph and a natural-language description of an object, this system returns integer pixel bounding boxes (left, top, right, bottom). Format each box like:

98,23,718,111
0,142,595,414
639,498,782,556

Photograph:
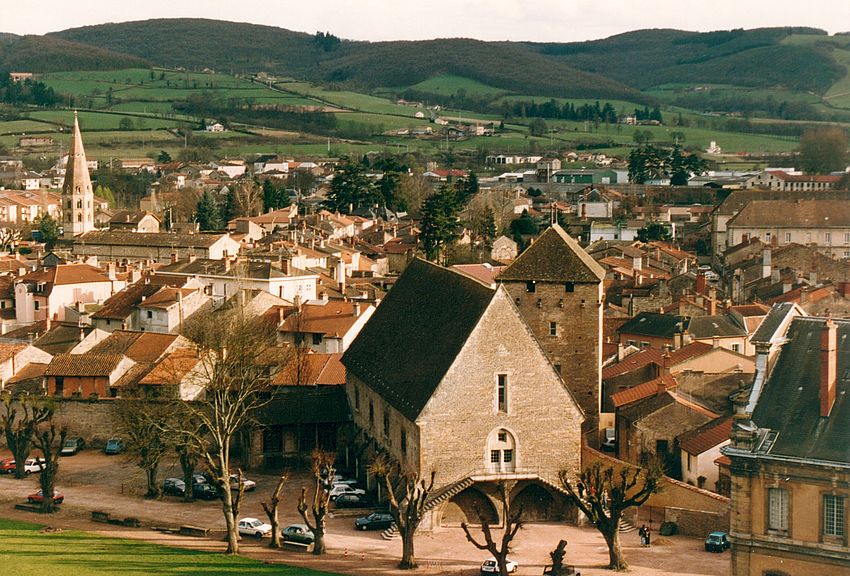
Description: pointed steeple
62,111,93,198
62,112,95,237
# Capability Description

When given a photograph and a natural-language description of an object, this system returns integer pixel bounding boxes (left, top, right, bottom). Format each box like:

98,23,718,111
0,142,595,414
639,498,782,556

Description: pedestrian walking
638,524,647,547
646,525,651,548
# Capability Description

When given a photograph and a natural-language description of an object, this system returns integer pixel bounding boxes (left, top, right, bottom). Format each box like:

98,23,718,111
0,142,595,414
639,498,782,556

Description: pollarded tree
461,482,523,576
559,459,663,571
32,417,68,513
368,454,436,569
116,399,169,498
261,473,288,548
297,450,335,555
1,394,53,479
178,306,278,555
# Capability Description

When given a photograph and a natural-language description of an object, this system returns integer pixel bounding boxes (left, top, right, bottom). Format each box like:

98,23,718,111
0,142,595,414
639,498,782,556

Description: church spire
62,112,95,237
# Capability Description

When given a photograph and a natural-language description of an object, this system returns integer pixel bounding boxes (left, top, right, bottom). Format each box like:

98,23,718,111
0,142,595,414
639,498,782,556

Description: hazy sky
4,0,850,42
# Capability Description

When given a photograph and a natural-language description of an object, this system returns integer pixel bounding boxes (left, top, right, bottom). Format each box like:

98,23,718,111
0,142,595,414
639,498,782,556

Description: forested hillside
0,34,148,72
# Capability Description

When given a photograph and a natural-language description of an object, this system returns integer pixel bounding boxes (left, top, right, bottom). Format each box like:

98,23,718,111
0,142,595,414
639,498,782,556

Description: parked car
355,512,394,531
237,517,272,539
229,474,256,492
192,482,219,500
27,489,64,505
329,483,366,501
481,557,518,574
704,531,730,552
334,493,369,508
104,438,124,455
282,523,314,545
0,459,16,474
162,478,186,496
23,458,46,474
333,476,358,486
601,428,616,452
60,437,85,456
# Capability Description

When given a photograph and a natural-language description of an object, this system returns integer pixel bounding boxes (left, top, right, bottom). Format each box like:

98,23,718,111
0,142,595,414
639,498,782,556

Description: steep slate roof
497,224,605,283
617,312,688,339
75,230,229,248
750,302,797,344
45,353,123,377
751,317,850,464
259,386,351,425
687,314,747,339
342,258,496,421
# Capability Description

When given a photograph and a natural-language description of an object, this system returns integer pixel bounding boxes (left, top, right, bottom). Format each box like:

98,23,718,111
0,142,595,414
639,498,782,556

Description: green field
0,518,343,576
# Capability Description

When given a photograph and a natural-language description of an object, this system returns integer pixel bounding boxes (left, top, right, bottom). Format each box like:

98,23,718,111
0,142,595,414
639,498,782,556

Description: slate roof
75,230,229,248
617,312,688,339
687,313,747,339
750,317,850,464
259,385,351,425
727,199,850,228
497,224,605,283
45,353,123,377
342,258,496,421
750,302,797,344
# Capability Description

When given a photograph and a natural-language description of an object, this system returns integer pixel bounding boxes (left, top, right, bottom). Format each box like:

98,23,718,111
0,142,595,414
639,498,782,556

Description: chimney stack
337,259,346,294
353,301,361,317
188,253,197,263
632,254,642,271
695,273,707,295
708,296,717,316
820,319,838,417
171,253,178,264
762,248,772,279
224,257,231,273
278,306,284,325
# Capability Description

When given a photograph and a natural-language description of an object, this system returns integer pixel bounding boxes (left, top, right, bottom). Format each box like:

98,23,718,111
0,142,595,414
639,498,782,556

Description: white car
329,483,366,501
24,458,46,474
229,474,256,492
480,557,518,574
237,517,272,539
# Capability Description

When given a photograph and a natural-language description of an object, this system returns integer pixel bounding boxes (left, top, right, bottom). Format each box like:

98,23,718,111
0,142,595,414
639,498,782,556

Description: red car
0,459,16,474
27,489,64,505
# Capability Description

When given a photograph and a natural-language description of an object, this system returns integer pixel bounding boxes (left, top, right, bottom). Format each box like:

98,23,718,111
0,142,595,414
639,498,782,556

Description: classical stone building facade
498,224,605,434
342,258,584,527
724,317,850,576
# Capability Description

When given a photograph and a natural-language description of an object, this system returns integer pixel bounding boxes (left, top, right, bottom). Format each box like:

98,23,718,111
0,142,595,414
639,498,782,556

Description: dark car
282,523,315,545
104,438,124,455
60,437,85,456
192,482,219,500
355,512,394,531
163,478,186,496
705,531,730,552
334,492,368,508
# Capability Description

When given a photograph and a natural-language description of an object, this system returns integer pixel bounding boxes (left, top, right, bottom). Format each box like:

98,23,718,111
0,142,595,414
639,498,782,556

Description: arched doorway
513,483,555,521
442,487,499,525
486,428,517,474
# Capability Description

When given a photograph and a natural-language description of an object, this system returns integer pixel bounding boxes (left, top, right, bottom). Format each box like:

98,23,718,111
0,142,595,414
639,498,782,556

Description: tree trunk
602,522,627,571
312,524,326,555
399,524,417,569
498,555,510,576
145,466,159,498
13,442,28,480
180,457,195,503
222,487,239,555
269,507,280,548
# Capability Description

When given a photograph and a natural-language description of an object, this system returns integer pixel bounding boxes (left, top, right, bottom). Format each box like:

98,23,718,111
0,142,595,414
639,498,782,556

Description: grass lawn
0,518,343,576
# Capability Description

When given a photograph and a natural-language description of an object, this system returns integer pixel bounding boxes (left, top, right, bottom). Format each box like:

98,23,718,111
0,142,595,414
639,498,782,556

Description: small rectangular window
146,310,153,319
844,232,849,244
768,488,789,532
400,430,407,454
383,411,390,438
34,301,40,311
497,374,508,413
312,333,322,345
354,387,360,411
825,232,832,244
549,321,558,337
732,344,740,353
785,232,792,243
565,282,575,293
824,494,845,537
503,449,513,463
490,450,500,463
526,281,536,293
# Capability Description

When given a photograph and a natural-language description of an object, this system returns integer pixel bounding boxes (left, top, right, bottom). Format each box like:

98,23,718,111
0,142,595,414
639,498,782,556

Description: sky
4,0,850,42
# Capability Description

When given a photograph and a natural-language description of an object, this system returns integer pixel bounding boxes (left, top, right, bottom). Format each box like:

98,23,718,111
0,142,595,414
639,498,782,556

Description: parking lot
0,448,731,575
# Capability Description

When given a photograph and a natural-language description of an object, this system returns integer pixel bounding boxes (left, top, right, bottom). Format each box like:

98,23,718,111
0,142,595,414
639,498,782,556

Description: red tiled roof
611,374,677,408
6,362,48,384
680,417,733,455
20,263,110,287
602,342,713,380
139,287,198,309
45,353,123,377
0,343,27,362
272,353,346,386
277,300,369,338
139,349,200,386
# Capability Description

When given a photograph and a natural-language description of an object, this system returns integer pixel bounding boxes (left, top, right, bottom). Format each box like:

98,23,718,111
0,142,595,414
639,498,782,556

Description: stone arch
441,487,499,526
512,482,555,522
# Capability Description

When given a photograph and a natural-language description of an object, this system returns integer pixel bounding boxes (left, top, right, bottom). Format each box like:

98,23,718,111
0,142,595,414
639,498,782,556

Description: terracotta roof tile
602,342,713,380
273,353,346,386
679,417,732,455
611,375,677,408
6,362,48,384
45,353,124,377
139,349,200,385
91,281,162,320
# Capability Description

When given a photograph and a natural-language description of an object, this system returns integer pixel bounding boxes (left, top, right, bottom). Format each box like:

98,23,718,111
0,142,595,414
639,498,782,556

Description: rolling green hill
0,34,149,72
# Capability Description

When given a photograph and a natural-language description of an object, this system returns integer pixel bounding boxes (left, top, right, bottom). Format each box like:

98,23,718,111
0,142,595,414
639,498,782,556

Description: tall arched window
486,428,516,473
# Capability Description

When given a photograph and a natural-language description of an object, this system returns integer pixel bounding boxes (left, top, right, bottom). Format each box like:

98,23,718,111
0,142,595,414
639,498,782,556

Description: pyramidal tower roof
498,224,605,283
62,112,93,197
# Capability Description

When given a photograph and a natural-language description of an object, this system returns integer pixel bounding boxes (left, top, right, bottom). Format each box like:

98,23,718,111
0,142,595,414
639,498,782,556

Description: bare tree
172,406,205,503
297,449,335,555
461,482,523,576
559,460,663,571
261,473,288,548
0,225,21,253
1,394,53,479
32,418,67,513
178,306,277,555
368,453,435,569
116,399,169,498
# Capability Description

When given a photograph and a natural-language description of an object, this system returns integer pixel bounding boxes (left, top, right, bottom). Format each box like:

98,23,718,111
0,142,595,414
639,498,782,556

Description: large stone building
62,112,95,238
342,258,583,527
724,316,850,576
498,225,605,435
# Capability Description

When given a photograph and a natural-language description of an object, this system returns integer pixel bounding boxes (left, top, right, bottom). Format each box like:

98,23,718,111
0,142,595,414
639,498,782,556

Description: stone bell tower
61,111,95,238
